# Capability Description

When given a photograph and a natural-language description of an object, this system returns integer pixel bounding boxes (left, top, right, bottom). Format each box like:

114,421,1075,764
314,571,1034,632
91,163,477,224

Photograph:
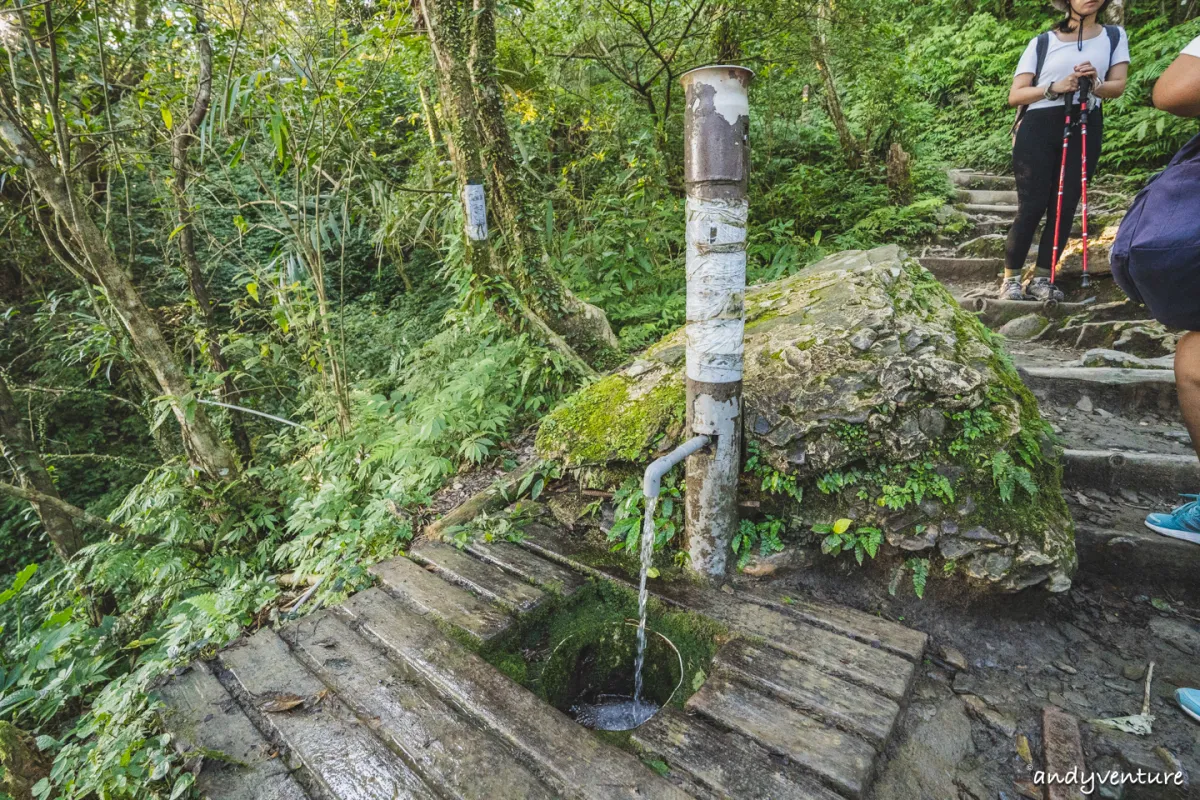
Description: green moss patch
535,374,685,466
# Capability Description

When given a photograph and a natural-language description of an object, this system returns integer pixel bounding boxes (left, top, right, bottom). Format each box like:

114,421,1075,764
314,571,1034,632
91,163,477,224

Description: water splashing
632,494,658,707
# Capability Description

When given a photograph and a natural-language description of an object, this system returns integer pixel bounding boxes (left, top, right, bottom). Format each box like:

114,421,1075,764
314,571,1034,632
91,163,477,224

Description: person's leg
1176,332,1200,462
1003,109,1060,297
1144,330,1200,544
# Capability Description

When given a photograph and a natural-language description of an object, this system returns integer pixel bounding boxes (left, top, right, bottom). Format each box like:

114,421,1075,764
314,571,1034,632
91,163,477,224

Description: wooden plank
342,588,689,800
284,609,557,800
740,588,927,662
632,707,848,800
715,638,899,747
687,676,875,799
157,662,310,800
219,629,436,800
410,541,547,613
517,524,916,699
369,555,511,643
1042,706,1087,800
664,585,914,702
462,539,586,597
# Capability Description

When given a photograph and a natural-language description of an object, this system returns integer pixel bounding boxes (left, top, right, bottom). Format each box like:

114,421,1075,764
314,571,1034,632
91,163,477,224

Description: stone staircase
920,169,1200,597
160,526,928,800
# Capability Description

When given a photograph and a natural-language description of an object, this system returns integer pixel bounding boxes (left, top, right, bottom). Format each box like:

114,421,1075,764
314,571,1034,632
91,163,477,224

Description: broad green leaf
161,106,173,130
246,282,259,302
832,518,852,535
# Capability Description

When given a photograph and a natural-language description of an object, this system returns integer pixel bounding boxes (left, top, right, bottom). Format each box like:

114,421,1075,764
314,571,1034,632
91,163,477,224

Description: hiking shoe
1027,277,1065,302
997,277,1026,301
1177,688,1200,723
1145,494,1200,545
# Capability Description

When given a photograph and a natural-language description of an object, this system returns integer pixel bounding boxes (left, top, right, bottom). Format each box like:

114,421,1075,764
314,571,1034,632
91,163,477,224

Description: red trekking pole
1077,76,1094,289
1049,90,1075,286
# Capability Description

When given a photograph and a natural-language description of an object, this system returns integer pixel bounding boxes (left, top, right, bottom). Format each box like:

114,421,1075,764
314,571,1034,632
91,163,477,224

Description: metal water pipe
680,65,752,579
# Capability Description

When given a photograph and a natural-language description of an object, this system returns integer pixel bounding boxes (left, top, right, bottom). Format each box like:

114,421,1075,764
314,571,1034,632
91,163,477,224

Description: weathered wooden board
157,662,310,800
410,541,547,612
219,629,436,800
462,539,586,597
687,676,875,799
661,586,914,701
632,707,848,800
739,587,927,662
715,638,899,747
369,555,511,643
342,588,690,800
284,609,557,800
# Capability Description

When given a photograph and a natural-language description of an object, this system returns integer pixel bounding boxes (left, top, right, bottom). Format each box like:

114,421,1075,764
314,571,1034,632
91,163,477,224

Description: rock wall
537,245,1075,593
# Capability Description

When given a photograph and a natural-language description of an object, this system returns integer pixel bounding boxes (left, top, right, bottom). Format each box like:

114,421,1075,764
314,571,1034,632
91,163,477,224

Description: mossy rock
537,245,1074,593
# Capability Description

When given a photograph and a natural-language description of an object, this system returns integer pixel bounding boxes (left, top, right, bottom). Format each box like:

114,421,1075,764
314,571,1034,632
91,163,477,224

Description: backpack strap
1033,31,1051,86
1105,25,1121,64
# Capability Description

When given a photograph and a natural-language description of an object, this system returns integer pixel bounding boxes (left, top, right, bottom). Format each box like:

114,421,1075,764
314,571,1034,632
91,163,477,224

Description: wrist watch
1043,84,1062,101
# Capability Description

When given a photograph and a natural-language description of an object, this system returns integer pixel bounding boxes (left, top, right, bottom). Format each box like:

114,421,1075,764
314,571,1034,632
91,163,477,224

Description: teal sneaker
1177,688,1200,723
1145,494,1200,545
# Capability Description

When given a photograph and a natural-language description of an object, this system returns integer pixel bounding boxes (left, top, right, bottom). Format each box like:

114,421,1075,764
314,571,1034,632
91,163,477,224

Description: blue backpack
1110,132,1200,331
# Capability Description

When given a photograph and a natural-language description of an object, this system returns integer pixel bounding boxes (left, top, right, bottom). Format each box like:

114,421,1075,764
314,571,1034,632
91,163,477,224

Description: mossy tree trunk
0,375,84,561
171,2,251,464
420,0,618,369
0,79,238,480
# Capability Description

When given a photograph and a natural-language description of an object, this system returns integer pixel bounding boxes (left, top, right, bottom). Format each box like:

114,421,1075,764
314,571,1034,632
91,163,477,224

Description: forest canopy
0,0,1197,796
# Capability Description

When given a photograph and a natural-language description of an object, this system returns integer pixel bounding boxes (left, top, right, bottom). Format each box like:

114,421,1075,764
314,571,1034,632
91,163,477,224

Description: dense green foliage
0,0,1196,796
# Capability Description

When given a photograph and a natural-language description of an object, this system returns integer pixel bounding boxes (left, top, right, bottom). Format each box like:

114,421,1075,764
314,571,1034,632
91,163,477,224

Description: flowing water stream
566,496,661,732
632,495,657,706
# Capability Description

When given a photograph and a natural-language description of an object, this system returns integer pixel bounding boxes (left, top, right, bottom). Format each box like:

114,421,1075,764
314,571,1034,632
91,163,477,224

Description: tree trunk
417,82,444,149
0,376,84,560
814,46,861,167
422,0,618,366
171,3,251,464
0,98,239,480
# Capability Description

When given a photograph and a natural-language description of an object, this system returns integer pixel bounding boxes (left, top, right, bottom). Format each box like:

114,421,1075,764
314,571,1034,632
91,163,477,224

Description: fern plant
815,519,883,566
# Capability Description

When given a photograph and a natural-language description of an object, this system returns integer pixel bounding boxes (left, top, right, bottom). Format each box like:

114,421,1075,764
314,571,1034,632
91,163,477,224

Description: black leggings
1005,104,1104,277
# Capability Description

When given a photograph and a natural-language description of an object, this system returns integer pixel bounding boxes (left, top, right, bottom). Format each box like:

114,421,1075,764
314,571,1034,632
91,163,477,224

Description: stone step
409,540,547,613
219,629,437,800
713,637,900,747
687,676,877,799
956,188,1019,206
517,525,921,701
918,256,1003,283
963,202,1019,216
1063,449,1200,495
1018,365,1178,418
342,587,689,800
156,661,311,800
369,554,512,643
949,170,1016,191
461,538,587,597
1077,523,1200,597
632,707,847,800
283,609,557,800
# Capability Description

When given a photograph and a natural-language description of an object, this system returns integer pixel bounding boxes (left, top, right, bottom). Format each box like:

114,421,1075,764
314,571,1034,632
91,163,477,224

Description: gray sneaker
1027,277,1065,302
997,277,1026,301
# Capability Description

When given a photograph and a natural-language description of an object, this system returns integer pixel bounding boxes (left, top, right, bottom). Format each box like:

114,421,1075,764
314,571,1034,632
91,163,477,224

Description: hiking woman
1001,0,1129,301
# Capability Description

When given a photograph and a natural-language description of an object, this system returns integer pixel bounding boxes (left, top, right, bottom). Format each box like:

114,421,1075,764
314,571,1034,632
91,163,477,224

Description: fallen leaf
1015,733,1032,765
257,693,306,713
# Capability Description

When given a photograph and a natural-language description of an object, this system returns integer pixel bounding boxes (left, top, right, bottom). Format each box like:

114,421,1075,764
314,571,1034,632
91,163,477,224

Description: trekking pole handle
1077,76,1093,102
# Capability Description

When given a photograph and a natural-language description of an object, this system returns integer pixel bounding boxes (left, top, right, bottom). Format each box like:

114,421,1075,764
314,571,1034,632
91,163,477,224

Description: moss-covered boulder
537,245,1075,593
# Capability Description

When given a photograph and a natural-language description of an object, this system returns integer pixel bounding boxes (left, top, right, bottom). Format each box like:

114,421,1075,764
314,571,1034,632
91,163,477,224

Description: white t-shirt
1015,26,1131,110
1183,34,1200,58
